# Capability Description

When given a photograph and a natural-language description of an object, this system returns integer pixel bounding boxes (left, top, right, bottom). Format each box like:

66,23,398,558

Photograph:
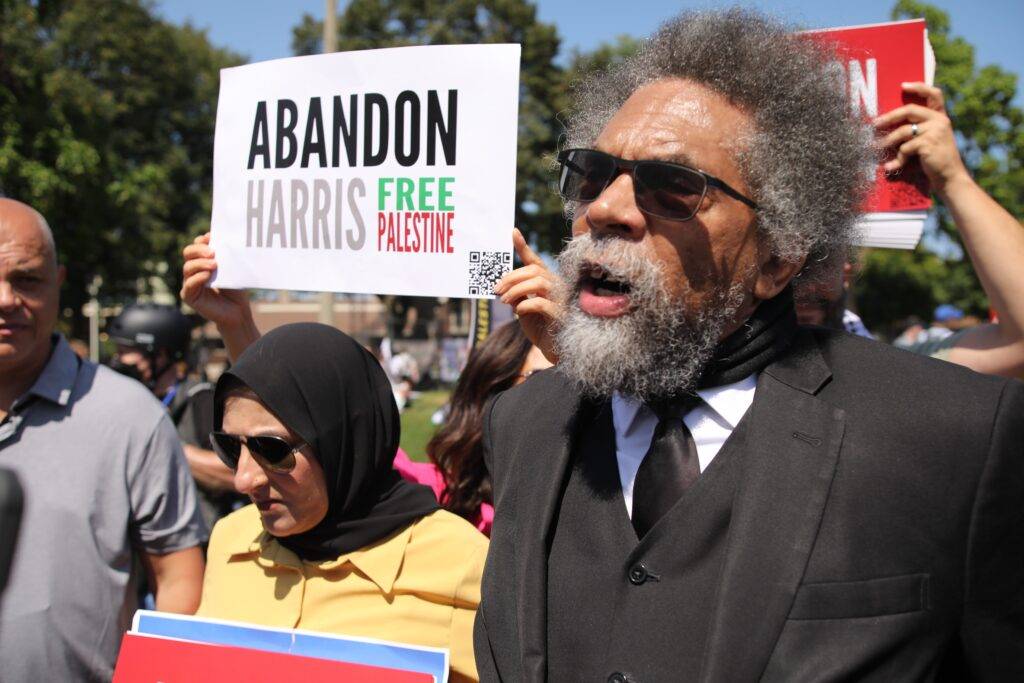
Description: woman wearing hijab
197,323,487,682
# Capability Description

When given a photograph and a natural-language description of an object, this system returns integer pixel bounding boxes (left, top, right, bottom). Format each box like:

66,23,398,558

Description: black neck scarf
696,285,798,390
214,323,439,562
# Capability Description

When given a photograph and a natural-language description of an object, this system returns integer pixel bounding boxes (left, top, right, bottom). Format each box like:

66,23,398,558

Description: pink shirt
393,449,493,536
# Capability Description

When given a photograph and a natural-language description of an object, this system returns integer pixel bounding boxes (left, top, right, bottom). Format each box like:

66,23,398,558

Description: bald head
0,198,57,268
0,198,65,382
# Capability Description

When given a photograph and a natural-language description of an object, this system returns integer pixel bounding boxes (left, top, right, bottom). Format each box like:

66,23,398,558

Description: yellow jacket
198,504,488,682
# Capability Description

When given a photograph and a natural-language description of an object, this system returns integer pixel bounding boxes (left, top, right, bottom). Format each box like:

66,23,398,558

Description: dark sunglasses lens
247,436,298,472
210,432,241,470
559,150,615,201
635,162,706,220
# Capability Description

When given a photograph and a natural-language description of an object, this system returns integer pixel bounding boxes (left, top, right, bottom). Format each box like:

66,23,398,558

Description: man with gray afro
480,8,1024,682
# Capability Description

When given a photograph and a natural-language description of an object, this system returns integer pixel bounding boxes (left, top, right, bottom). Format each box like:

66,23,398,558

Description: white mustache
553,233,746,401
559,234,662,297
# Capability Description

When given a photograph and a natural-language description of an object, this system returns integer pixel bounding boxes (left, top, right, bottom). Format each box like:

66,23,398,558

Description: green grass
399,390,450,462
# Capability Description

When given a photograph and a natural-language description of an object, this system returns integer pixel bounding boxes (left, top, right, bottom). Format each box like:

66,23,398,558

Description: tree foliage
0,0,242,335
855,246,984,338
292,0,568,252
3,0,1016,342
564,34,640,79
855,0,1023,334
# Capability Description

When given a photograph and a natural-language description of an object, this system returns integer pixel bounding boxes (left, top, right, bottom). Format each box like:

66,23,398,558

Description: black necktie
631,394,702,539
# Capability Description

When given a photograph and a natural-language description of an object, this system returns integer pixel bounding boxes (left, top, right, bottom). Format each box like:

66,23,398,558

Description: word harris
244,89,458,254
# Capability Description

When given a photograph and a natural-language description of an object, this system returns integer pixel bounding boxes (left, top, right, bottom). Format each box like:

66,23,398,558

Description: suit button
628,563,648,585
608,673,628,683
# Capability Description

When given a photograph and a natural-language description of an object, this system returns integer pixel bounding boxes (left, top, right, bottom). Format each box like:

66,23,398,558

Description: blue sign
131,610,448,683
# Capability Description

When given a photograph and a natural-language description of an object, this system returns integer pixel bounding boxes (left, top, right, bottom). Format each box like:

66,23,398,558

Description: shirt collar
695,373,758,429
23,335,79,408
613,372,758,432
329,525,413,594
231,522,414,595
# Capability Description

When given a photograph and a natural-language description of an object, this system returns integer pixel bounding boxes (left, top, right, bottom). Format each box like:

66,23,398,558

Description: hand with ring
872,82,971,196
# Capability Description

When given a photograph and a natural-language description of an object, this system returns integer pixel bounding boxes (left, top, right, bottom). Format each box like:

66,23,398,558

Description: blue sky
157,0,1022,99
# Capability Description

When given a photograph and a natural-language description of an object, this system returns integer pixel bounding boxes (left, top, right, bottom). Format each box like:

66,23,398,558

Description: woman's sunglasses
210,431,306,474
556,148,758,222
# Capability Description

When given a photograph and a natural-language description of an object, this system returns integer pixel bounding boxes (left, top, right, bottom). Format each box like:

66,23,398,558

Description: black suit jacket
474,328,1024,682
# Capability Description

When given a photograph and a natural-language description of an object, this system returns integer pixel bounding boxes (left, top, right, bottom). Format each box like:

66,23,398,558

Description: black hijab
214,322,440,562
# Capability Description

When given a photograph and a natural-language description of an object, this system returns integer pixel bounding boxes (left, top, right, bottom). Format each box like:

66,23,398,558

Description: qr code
467,250,512,296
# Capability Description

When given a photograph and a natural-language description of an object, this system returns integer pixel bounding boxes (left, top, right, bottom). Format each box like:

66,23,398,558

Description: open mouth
582,263,632,296
578,263,633,317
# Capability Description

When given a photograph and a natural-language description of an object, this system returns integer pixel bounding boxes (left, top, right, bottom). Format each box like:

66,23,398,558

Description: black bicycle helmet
106,303,192,361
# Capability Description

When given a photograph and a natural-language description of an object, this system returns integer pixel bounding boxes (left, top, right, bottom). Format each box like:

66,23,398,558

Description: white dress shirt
611,373,758,517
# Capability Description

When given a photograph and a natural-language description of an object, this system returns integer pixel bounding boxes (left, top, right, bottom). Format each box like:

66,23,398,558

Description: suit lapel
701,332,845,682
512,371,586,681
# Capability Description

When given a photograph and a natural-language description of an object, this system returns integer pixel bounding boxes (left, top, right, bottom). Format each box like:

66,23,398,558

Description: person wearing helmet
108,303,241,528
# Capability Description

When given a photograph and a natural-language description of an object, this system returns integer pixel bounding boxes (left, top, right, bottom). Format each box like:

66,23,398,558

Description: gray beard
553,234,746,402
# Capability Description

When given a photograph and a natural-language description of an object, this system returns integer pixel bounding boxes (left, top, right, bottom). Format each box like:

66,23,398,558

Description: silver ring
911,123,920,137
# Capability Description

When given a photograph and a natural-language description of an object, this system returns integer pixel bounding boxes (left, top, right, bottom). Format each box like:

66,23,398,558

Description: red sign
804,19,934,214
113,633,434,683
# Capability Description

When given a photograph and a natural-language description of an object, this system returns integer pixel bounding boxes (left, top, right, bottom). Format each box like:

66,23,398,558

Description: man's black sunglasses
556,148,758,222
209,431,306,473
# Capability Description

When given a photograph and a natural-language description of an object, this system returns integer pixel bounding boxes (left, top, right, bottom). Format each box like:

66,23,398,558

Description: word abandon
247,90,458,169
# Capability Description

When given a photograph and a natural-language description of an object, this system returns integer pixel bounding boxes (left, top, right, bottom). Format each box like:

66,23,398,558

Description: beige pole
317,0,339,325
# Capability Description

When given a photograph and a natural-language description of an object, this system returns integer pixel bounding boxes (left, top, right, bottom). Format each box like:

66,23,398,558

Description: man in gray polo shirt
0,198,207,681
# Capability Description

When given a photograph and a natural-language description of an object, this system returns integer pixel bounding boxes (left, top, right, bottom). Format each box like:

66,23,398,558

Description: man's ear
56,264,66,286
753,253,805,301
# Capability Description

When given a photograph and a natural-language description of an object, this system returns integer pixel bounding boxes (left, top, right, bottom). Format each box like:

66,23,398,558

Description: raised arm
876,83,1024,377
180,233,261,362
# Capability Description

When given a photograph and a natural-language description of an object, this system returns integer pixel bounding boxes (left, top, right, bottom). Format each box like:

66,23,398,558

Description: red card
113,632,434,683
804,19,934,213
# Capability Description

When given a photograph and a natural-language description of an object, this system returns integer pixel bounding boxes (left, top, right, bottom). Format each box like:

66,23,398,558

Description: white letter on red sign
849,59,878,119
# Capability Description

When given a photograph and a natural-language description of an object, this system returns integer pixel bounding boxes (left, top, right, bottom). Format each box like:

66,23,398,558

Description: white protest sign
210,44,520,298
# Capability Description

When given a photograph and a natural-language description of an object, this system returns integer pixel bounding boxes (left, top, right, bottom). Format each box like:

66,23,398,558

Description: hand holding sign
803,19,935,250
181,233,261,360
493,229,561,363
874,82,971,196
210,44,520,299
